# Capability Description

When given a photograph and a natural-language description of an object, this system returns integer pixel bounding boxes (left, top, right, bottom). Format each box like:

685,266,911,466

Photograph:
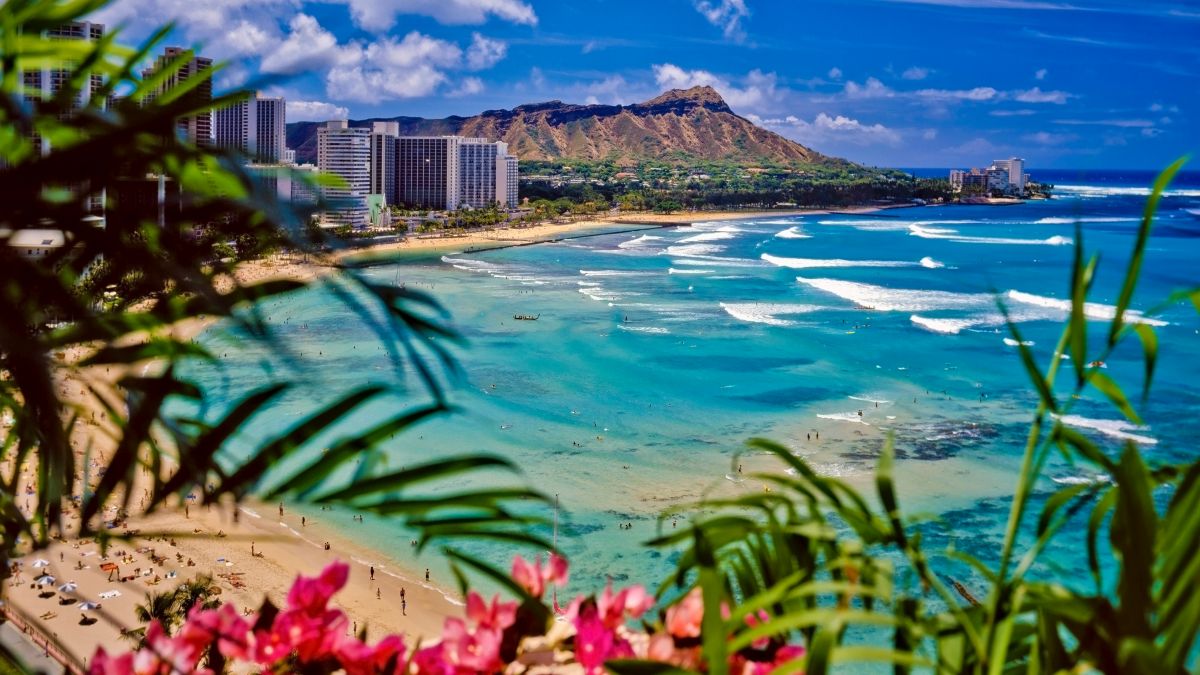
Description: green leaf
1131,323,1157,401
1110,443,1155,640
1109,156,1188,346
1088,371,1142,425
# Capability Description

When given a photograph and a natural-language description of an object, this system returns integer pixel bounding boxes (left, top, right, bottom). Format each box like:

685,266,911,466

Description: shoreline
7,202,916,669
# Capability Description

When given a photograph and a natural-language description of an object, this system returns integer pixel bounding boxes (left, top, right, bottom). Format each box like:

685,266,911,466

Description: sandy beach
4,205,904,669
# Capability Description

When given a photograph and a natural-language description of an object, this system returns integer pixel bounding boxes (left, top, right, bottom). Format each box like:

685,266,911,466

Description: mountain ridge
285,86,851,168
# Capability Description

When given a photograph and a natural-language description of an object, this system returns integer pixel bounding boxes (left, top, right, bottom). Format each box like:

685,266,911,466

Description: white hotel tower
317,120,371,227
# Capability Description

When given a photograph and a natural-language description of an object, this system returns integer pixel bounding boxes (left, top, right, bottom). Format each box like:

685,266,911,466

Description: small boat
513,314,540,321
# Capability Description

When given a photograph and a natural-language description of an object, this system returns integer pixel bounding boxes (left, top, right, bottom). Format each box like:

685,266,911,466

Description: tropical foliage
0,0,545,633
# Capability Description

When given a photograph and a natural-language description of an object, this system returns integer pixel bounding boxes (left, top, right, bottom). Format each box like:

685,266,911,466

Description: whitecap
1006,290,1168,326
910,315,977,334
665,243,726,257
679,231,737,243
762,253,917,269
909,224,1073,246
1034,216,1139,225
617,324,671,335
796,277,991,312
668,268,714,275
720,302,824,326
849,395,891,404
1054,184,1200,198
1055,414,1157,445
671,255,767,268
1003,337,1035,347
1051,474,1112,485
919,256,945,269
618,234,664,249
774,226,811,239
579,269,654,277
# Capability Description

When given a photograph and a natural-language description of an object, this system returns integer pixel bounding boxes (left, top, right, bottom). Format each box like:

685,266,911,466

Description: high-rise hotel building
213,93,286,163
395,136,462,211
142,47,213,145
317,120,371,227
392,136,517,211
369,121,399,206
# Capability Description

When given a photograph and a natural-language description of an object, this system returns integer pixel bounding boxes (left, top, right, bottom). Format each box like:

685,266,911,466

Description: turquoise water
183,171,1200,602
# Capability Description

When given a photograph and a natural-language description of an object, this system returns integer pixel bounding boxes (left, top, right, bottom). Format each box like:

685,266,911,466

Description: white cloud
827,67,843,80
260,14,343,75
287,99,349,121
465,33,507,70
915,86,998,101
1023,131,1075,145
447,77,485,97
990,109,1037,116
1141,127,1164,138
652,63,781,111
1014,87,1071,104
581,75,632,105
901,66,930,80
1054,118,1154,128
843,77,894,99
692,0,750,41
757,112,901,146
337,0,536,31
326,31,463,103
1035,68,1048,80
922,128,938,140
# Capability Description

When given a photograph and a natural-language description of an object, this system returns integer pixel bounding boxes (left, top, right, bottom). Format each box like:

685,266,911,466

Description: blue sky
93,0,1199,168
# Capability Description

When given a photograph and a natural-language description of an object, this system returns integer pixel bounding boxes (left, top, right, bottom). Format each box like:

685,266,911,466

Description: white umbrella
57,582,77,593
76,601,101,611
35,575,55,586
31,559,50,568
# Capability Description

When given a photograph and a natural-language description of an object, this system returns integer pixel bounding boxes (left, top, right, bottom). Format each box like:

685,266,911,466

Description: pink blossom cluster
91,554,805,674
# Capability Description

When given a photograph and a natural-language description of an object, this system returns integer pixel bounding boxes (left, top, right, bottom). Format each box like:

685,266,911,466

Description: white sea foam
1006,290,1168,326
665,243,726,257
1034,216,1139,225
1051,474,1112,486
774,226,812,239
668,268,714,275
579,269,654,277
762,253,916,269
759,219,804,225
618,234,664,249
679,231,737,243
849,395,891,404
920,256,945,269
910,315,977,334
1056,414,1157,445
796,277,991,312
817,412,870,425
617,325,671,335
909,224,1073,246
578,287,624,302
1055,184,1200,198
720,302,823,326
672,255,767,268
1003,337,1035,347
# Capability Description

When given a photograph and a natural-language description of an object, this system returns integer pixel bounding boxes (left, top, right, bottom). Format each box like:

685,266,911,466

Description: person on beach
301,517,306,527
425,568,430,582
370,566,375,581
279,503,284,518
376,588,381,600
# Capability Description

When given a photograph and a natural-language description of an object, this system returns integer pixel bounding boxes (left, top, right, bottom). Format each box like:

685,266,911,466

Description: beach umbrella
31,559,50,568
57,582,77,593
35,575,55,585
76,601,100,611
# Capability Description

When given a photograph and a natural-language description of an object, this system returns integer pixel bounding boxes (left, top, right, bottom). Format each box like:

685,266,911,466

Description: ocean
182,168,1200,604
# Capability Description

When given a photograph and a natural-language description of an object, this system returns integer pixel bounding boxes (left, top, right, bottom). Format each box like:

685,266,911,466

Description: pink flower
335,634,407,675
597,583,654,628
465,591,517,631
573,601,633,674
665,588,704,639
88,650,134,675
287,561,350,614
180,603,254,661
511,553,569,598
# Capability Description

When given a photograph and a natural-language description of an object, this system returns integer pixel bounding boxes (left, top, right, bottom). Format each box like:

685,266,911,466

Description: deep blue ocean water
181,169,1200,608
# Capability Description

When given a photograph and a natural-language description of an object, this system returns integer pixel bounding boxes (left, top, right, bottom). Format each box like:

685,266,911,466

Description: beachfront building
19,21,106,158
459,138,501,209
500,154,519,208
990,157,1026,192
213,93,286,163
142,47,213,145
949,169,965,192
317,120,371,228
987,167,1010,192
396,136,462,211
370,122,399,206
